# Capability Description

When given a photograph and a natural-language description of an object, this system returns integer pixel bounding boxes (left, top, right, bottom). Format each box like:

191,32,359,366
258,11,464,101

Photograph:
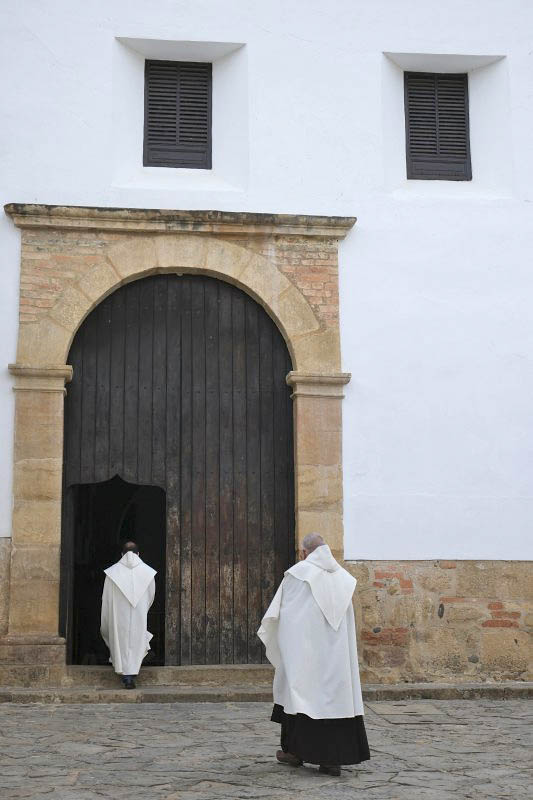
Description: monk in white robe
100,541,156,689
258,533,370,776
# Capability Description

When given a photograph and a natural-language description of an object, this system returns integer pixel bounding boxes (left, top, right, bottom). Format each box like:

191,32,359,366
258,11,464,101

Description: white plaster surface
1,1,532,559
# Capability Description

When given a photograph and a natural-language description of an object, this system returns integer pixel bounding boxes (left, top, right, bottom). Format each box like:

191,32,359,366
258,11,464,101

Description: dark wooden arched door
61,274,295,664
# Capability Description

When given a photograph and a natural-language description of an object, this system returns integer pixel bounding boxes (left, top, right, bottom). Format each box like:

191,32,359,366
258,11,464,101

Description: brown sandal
276,750,303,767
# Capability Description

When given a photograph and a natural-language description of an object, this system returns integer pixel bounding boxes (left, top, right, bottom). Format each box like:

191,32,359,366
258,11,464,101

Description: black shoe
122,676,136,690
319,765,341,777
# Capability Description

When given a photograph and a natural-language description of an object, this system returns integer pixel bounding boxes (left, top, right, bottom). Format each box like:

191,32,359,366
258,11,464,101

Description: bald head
302,533,325,558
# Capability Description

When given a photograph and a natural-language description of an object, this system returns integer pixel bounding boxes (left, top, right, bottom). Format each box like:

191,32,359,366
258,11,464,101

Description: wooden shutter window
144,60,212,169
404,72,472,181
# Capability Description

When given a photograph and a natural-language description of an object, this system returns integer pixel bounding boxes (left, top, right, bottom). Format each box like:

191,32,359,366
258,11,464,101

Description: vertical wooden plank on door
94,301,112,483
232,289,248,663
191,278,207,663
204,278,220,664
273,333,290,587
109,289,126,479
138,279,154,485
80,317,97,483
245,301,261,663
180,277,193,665
259,316,275,661
59,484,76,661
286,350,296,570
65,336,83,487
218,281,234,663
124,283,140,484
152,277,167,488
165,276,181,665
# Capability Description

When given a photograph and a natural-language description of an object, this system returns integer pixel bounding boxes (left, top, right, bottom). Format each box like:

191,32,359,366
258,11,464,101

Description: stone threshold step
0,681,531,704
63,664,274,688
0,685,273,704
364,681,533,700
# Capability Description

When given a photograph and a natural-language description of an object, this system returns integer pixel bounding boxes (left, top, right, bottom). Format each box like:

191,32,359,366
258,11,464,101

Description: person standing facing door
258,533,370,776
100,541,157,689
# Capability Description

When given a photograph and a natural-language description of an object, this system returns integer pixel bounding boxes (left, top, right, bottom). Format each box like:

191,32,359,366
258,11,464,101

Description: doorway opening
62,475,166,665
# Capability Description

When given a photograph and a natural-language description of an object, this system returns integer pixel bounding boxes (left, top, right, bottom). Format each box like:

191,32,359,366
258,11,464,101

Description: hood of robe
104,553,156,608
285,544,356,630
120,551,141,569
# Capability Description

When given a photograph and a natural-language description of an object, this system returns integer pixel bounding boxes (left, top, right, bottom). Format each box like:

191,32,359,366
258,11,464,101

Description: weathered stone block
296,510,343,551
239,260,292,316
13,458,63,502
480,629,530,677
10,546,61,583
14,392,64,461
204,237,252,278
296,464,343,511
0,538,10,637
17,317,71,364
292,327,341,372
443,604,486,623
12,500,61,546
410,628,469,677
107,236,157,279
278,284,320,338
9,578,59,635
0,642,65,665
418,569,455,594
49,286,91,333
77,260,120,302
0,665,51,687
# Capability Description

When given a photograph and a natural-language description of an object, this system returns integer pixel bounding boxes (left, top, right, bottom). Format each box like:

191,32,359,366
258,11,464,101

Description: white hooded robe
258,544,364,719
100,552,156,676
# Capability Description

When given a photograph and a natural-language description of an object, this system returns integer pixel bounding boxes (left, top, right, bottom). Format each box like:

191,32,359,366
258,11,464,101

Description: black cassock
272,703,370,766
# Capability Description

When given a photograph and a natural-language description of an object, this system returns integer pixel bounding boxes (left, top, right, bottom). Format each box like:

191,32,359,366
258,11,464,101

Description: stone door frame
1,204,354,667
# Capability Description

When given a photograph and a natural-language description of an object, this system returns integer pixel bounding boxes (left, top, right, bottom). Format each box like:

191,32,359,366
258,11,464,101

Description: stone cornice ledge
9,364,73,392
4,204,357,239
287,371,351,398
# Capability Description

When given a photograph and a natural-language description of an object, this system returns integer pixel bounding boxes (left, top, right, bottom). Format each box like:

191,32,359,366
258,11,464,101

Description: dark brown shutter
144,60,212,169
404,72,472,181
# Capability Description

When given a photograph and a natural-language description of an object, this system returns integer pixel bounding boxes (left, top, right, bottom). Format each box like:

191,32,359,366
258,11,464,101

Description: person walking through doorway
100,540,156,689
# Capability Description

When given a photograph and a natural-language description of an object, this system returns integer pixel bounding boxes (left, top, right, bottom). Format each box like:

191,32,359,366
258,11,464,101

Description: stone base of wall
1,544,531,685
0,538,10,636
347,560,533,684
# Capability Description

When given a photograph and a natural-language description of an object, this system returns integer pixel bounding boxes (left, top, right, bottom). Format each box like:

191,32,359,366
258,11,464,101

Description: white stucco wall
1,1,532,558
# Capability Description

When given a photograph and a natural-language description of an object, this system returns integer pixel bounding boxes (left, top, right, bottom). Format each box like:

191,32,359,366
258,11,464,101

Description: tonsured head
121,540,139,556
301,532,325,559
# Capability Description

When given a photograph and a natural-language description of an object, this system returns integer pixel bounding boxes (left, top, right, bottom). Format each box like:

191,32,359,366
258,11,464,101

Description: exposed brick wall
19,230,108,324
20,230,339,331
222,234,339,329
347,560,533,684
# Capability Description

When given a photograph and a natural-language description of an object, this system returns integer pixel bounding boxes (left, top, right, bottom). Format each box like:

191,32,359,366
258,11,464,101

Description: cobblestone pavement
0,700,531,799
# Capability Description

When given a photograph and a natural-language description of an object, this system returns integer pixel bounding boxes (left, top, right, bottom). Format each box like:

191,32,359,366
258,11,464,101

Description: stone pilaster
0,365,72,670
287,372,350,561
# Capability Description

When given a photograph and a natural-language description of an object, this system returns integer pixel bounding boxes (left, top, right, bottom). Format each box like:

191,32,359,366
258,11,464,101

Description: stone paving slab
0,699,532,799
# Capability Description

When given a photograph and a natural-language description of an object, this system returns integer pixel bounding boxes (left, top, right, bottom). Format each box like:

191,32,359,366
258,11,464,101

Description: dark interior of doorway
67,475,166,665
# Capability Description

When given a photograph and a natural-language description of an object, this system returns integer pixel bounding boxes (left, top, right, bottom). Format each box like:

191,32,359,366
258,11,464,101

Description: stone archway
1,204,354,676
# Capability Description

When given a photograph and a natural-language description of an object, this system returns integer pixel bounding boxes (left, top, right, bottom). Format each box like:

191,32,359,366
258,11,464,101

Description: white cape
258,545,364,719
100,552,156,675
